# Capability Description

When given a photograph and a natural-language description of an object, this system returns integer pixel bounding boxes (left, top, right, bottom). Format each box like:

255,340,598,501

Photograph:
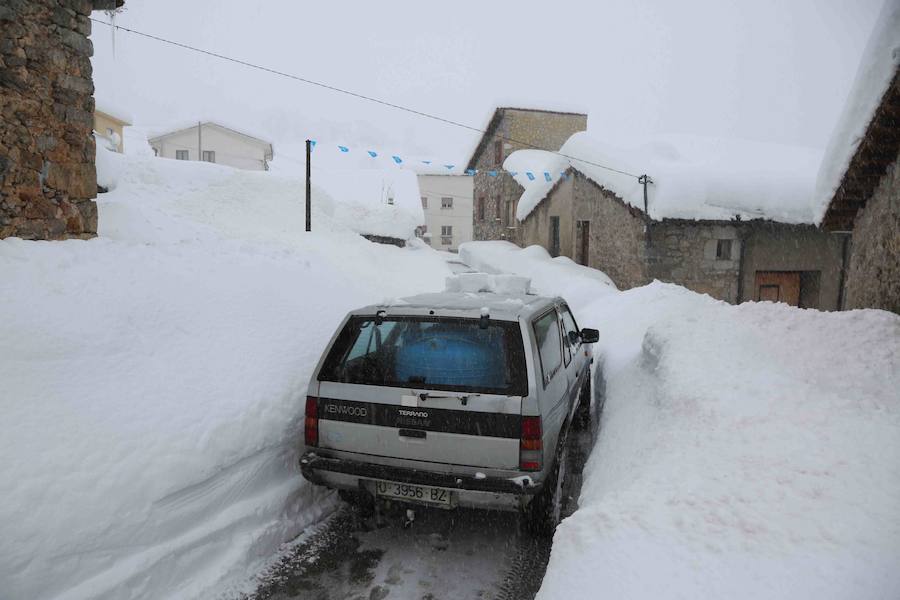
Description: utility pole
305,139,312,232
638,174,653,247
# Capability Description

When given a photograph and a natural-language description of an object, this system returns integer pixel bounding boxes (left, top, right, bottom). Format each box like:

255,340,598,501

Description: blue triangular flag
421,160,432,165
392,156,403,164
508,171,517,177
487,170,497,177
560,171,568,180
526,172,535,181
544,172,552,182
367,150,377,158
338,145,349,153
309,140,317,150
465,169,476,176
444,164,455,171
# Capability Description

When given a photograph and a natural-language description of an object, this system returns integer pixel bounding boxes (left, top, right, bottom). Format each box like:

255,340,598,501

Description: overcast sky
90,0,885,166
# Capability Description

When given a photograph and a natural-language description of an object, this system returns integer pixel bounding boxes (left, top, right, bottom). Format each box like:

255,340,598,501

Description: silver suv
299,290,598,534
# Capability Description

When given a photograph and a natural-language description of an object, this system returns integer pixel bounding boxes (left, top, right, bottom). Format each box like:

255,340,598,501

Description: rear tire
522,439,569,538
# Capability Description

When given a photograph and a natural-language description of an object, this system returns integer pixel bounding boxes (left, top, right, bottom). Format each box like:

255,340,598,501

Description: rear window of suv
319,316,528,396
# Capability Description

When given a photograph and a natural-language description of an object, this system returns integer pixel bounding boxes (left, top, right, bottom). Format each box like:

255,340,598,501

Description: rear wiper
417,391,482,406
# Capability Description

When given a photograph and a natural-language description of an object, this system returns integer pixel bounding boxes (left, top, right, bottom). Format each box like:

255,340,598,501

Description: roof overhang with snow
815,1,900,231
821,68,900,231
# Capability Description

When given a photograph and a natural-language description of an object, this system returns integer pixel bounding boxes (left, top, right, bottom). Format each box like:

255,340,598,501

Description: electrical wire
89,18,643,180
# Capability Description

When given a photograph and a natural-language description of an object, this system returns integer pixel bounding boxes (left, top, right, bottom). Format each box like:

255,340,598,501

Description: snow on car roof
354,291,554,321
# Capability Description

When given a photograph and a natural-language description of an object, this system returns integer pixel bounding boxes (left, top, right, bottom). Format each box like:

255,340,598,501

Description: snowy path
245,418,595,600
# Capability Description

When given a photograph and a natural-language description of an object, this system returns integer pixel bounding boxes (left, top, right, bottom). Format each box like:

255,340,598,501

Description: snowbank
465,246,900,599
507,132,823,224
458,241,617,309
813,0,900,223
0,151,452,600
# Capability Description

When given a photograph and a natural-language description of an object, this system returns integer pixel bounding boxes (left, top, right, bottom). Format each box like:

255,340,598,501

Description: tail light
520,416,542,471
305,396,318,447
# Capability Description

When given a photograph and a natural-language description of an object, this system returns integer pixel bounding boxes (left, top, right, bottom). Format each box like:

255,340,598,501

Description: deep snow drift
465,242,900,600
0,150,451,600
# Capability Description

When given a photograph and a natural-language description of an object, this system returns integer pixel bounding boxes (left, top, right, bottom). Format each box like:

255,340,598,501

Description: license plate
374,479,453,507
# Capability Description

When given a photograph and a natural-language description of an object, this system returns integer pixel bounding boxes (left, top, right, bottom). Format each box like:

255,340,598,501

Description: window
495,196,501,221
494,139,503,165
560,304,580,366
175,150,189,160
318,316,528,396
716,239,733,260
549,216,560,257
441,197,453,209
202,150,216,163
441,225,453,245
533,310,562,387
387,196,394,205
106,127,114,136
421,196,428,209
478,197,486,221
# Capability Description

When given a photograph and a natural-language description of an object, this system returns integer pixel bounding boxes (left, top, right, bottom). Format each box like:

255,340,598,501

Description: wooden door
755,271,801,306
576,220,590,266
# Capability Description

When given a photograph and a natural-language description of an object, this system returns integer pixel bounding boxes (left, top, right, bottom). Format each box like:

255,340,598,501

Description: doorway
754,271,801,306
576,220,590,266
549,216,560,257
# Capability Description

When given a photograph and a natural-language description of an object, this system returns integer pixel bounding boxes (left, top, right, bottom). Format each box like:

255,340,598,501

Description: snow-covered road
246,422,595,600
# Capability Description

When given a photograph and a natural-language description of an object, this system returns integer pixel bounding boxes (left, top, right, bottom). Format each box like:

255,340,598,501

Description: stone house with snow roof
512,138,846,310
467,107,587,244
816,2,899,314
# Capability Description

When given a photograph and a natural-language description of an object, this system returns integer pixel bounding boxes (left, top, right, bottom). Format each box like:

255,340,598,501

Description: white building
416,174,473,252
149,122,274,171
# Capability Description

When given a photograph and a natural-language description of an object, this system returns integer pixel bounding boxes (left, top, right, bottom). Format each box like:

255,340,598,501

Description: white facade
149,122,274,171
417,174,473,252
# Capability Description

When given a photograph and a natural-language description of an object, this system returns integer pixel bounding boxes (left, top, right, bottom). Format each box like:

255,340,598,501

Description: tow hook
403,508,416,529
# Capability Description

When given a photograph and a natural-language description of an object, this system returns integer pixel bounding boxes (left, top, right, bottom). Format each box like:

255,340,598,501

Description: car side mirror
580,328,599,344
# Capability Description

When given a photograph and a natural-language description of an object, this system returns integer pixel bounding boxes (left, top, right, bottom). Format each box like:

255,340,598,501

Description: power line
89,18,642,180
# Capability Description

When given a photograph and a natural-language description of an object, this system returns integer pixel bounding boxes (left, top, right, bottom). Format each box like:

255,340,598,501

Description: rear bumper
300,452,539,511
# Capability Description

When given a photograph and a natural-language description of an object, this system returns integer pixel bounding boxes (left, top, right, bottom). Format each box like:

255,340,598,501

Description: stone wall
649,222,741,302
844,151,900,313
472,108,587,243
1,0,102,239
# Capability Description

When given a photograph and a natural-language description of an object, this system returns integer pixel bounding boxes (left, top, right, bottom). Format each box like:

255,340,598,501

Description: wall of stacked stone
844,151,900,314
648,221,741,303
472,109,586,244
0,0,98,240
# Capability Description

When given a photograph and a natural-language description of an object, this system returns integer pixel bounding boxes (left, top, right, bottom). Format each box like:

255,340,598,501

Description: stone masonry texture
0,0,104,240
844,151,900,313
472,109,587,244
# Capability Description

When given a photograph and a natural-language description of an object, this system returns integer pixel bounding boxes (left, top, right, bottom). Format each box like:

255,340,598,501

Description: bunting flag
303,138,581,188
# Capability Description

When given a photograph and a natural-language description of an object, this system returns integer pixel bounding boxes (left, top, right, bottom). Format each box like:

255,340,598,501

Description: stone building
466,107,587,244
519,168,844,308
816,3,899,314
1,0,123,240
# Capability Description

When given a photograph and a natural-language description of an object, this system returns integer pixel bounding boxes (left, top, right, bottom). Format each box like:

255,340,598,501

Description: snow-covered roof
813,0,900,226
508,132,823,224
